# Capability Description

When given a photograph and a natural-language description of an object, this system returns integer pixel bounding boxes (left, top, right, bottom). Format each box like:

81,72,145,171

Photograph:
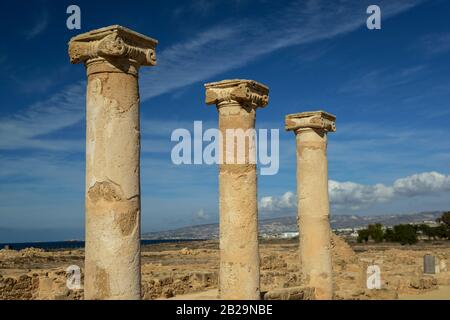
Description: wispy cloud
173,0,216,18
25,11,49,40
338,65,427,95
141,0,423,101
0,82,85,151
0,0,423,153
172,0,252,19
330,122,450,170
0,154,82,187
11,65,72,94
0,0,442,234
418,32,450,56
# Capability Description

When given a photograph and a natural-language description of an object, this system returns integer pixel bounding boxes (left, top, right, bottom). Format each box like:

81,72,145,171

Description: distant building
280,232,299,239
411,220,440,227
422,220,440,227
350,231,359,238
335,228,353,232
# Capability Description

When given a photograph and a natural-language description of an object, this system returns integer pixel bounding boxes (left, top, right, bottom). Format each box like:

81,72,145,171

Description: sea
0,239,200,251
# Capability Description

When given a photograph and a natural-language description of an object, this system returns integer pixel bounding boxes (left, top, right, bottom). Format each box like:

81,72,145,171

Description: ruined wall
0,274,38,300
142,272,218,299
0,271,83,300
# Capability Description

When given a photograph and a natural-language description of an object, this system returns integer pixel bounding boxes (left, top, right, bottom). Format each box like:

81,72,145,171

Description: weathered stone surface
204,79,269,300
68,25,157,70
285,111,336,132
410,277,438,290
285,110,336,300
68,25,157,300
263,286,315,300
0,263,83,300
205,79,268,108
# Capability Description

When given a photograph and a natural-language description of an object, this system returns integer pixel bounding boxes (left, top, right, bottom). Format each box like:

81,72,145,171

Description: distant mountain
1,212,443,243
142,211,444,240
329,211,443,229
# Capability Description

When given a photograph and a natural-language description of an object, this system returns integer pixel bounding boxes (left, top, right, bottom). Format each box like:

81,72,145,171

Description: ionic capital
205,79,269,109
285,111,336,133
68,25,157,67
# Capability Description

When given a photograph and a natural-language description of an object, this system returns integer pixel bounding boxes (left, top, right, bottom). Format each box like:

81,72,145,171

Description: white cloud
260,191,296,212
260,171,450,213
329,181,394,209
393,171,450,197
194,209,210,221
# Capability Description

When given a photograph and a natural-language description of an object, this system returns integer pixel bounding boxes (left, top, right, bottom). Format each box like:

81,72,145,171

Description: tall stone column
285,111,336,300
68,25,157,300
205,80,269,300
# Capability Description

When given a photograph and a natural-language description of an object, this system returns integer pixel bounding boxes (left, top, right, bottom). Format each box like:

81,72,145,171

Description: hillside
142,211,443,240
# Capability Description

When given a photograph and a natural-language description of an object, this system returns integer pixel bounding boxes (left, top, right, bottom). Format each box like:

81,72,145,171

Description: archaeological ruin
1,0,450,304
65,25,338,300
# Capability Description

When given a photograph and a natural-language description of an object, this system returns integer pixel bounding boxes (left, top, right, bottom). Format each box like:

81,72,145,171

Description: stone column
285,111,336,300
205,80,269,300
68,25,157,300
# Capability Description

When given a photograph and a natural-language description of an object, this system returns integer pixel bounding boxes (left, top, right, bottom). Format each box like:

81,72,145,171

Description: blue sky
0,0,449,242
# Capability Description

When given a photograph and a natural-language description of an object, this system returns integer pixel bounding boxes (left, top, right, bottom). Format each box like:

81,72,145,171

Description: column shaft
205,79,269,300
296,128,333,300
218,104,259,300
84,63,141,299
285,110,336,300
